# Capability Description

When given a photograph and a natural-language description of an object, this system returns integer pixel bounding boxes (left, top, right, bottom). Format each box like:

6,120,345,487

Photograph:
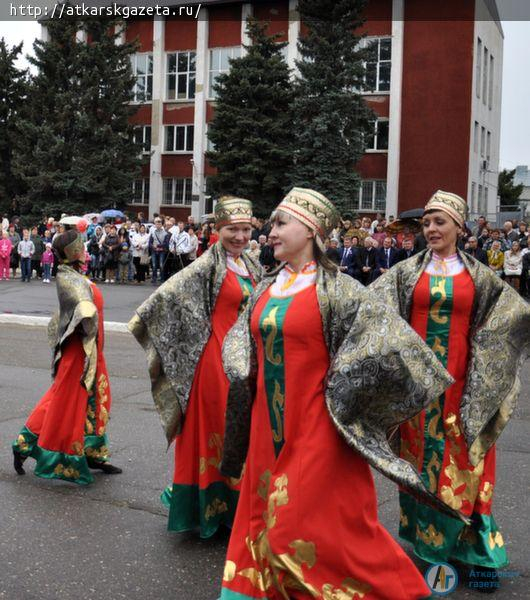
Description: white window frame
476,38,482,98
366,118,389,152
362,37,391,95
480,126,486,157
162,177,193,206
132,178,150,204
351,180,387,212
164,124,194,153
166,51,196,101
208,46,242,99
133,125,152,154
486,130,491,161
473,121,479,153
131,53,153,103
488,55,494,110
482,46,488,105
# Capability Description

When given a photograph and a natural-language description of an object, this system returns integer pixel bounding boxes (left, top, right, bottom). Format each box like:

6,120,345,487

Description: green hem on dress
220,589,263,600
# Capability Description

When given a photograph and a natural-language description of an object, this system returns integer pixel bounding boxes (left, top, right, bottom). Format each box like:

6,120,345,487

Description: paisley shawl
221,266,470,522
370,248,530,466
48,265,98,393
129,242,261,445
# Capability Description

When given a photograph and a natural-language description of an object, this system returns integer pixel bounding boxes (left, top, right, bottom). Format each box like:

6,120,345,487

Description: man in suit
465,236,488,266
395,238,417,263
339,236,360,279
357,237,377,285
374,236,399,280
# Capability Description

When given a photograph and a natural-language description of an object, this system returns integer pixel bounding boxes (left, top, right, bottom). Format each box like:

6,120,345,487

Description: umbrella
100,209,126,219
83,212,102,222
59,216,83,225
398,208,424,219
385,218,422,234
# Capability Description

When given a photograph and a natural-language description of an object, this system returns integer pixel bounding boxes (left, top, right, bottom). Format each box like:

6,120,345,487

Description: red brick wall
165,17,197,51
209,3,242,46
126,20,153,51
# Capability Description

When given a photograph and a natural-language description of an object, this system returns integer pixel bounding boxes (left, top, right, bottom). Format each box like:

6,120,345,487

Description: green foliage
498,169,524,208
0,39,28,216
206,18,295,217
12,16,143,219
290,0,374,213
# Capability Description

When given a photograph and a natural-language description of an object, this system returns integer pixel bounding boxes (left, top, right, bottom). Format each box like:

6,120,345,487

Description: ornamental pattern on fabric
370,249,530,466
221,265,465,522
129,242,261,444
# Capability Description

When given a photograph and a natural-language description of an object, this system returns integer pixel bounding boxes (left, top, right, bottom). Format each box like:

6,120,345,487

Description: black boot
466,565,500,594
87,457,122,474
13,449,26,475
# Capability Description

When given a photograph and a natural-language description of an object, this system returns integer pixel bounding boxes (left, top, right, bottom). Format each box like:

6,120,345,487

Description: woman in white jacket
504,240,523,291
131,224,150,284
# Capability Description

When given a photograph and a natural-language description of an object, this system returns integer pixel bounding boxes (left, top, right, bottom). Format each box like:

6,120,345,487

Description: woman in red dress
220,188,457,599
371,191,530,591
130,197,261,538
12,229,121,484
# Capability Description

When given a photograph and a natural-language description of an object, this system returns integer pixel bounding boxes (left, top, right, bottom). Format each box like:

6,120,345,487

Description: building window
351,180,387,212
476,38,482,98
480,126,486,157
364,37,391,93
471,182,476,213
488,55,494,109
486,131,491,161
484,186,489,210
131,54,153,102
164,125,194,153
132,178,150,204
208,46,241,98
478,184,483,211
162,177,193,205
366,118,389,151
482,46,488,105
473,121,479,153
167,51,196,100
133,125,152,154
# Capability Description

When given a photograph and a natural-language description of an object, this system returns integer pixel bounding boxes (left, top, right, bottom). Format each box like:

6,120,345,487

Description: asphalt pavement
0,279,528,599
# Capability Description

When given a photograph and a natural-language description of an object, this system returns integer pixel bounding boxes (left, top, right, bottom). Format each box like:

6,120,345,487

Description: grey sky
0,18,528,170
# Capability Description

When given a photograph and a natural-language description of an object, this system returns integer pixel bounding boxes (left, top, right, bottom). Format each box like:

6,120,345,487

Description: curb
0,313,130,333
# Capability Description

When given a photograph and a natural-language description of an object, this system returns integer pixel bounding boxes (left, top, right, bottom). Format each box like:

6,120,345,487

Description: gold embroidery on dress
488,531,504,550
85,445,109,460
425,451,442,493
427,399,444,441
71,441,84,456
205,498,228,521
271,381,285,444
478,481,494,504
458,526,478,546
322,578,371,599
54,463,80,479
417,523,444,547
439,454,484,510
430,277,448,325
97,373,109,436
399,509,409,528
262,306,282,366
16,434,30,453
431,336,446,357
223,560,237,582
444,413,462,455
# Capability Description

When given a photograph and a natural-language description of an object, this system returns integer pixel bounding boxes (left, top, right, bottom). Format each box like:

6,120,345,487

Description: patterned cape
370,248,530,466
47,265,99,393
221,266,470,522
128,242,261,445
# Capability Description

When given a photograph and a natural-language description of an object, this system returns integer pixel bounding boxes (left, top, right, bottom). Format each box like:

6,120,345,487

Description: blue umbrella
100,209,126,219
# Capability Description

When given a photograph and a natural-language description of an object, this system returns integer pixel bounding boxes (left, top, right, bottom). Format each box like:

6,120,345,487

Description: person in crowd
186,226,199,263
86,216,99,240
102,225,120,283
472,215,488,237
338,235,359,279
374,236,399,279
18,229,35,283
372,222,387,246
503,240,523,291
168,221,192,275
1,213,9,232
0,229,13,280
483,229,508,252
30,227,44,280
149,218,170,284
197,223,210,257
371,190,530,590
259,236,277,272
516,221,528,247
521,250,530,298
220,187,456,600
8,225,21,279
487,240,504,276
208,222,219,247
503,220,519,244
40,243,54,283
131,224,150,284
358,236,376,285
117,241,131,284
246,239,261,262
325,237,341,265
130,197,261,539
88,226,103,280
12,229,122,482
395,237,417,262
465,236,489,265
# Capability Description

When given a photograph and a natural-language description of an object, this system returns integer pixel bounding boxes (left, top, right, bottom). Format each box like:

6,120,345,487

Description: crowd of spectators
1,211,529,297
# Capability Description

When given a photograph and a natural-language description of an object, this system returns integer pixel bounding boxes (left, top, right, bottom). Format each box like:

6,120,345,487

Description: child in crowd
117,242,131,284
40,243,54,283
0,230,13,280
18,229,35,282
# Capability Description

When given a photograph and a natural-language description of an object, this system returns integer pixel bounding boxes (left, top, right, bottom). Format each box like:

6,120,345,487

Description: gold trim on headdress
424,190,468,228
214,196,253,229
276,187,340,240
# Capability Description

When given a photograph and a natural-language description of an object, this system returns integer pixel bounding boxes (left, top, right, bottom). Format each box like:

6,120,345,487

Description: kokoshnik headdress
424,190,468,228
214,196,253,229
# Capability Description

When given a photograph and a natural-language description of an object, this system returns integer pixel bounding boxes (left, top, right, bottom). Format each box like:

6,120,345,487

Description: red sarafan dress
12,282,113,485
162,264,254,538
221,278,430,599
399,263,507,568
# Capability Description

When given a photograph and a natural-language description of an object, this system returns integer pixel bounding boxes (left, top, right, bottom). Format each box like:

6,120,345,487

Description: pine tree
0,39,28,216
13,16,142,218
498,169,524,208
206,18,295,216
290,0,374,213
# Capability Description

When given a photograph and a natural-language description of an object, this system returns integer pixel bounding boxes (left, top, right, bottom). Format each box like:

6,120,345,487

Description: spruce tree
498,169,524,208
206,18,295,216
0,39,28,216
290,0,374,213
13,16,142,218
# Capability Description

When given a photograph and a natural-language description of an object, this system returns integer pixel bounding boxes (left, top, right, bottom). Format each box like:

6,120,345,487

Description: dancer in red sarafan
220,188,459,599
12,229,121,484
130,197,261,538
